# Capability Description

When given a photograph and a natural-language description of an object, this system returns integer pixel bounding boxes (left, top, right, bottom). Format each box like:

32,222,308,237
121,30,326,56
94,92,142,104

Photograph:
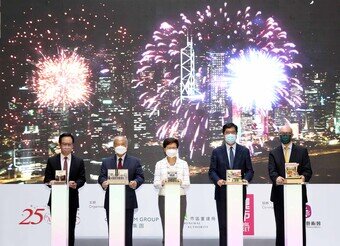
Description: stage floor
75,238,275,246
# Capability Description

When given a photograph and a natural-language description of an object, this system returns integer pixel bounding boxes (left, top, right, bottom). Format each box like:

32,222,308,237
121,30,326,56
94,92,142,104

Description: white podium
51,184,69,246
109,184,126,246
284,183,303,246
226,183,244,246
164,182,181,246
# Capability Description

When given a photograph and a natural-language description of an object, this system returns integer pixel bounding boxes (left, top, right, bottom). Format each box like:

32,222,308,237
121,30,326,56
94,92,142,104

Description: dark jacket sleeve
43,157,54,185
133,158,144,189
243,147,254,182
209,149,221,185
75,158,86,189
300,148,312,182
268,150,280,184
98,159,108,188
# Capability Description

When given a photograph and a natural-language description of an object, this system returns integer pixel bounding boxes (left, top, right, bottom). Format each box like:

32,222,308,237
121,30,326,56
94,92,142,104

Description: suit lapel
55,154,62,170
290,144,297,163
111,156,117,169
221,144,230,169
233,144,241,169
69,154,77,179
123,155,129,169
277,145,286,177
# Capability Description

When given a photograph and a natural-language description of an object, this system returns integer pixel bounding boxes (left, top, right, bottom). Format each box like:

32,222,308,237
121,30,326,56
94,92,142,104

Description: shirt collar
225,143,236,151
281,142,293,150
116,153,126,162
61,153,72,160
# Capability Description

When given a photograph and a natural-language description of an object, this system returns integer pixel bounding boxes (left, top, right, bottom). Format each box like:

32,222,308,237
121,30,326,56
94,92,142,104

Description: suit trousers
158,195,187,246
106,208,134,246
273,200,306,246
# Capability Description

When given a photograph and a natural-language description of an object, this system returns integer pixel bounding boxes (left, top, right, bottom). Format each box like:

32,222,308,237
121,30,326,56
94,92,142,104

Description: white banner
0,184,338,246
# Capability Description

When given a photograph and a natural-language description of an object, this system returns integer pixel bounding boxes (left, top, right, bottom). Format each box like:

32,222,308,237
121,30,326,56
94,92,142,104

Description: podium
284,183,303,246
109,184,126,246
225,182,245,246
51,184,69,246
164,182,181,246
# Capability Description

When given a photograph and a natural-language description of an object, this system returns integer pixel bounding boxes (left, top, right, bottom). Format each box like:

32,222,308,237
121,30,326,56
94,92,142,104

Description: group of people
44,122,312,246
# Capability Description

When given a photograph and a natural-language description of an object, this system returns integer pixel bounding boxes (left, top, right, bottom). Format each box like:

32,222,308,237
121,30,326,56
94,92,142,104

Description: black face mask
280,134,292,145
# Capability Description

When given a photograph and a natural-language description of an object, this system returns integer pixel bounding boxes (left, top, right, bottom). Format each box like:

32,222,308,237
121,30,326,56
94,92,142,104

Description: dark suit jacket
43,154,86,208
98,154,144,210
268,143,313,203
209,143,254,201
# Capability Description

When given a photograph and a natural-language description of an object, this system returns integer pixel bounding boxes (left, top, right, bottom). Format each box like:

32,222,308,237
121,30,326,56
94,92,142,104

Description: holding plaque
284,163,303,184
226,169,242,184
55,170,67,184
108,169,129,185
166,170,179,183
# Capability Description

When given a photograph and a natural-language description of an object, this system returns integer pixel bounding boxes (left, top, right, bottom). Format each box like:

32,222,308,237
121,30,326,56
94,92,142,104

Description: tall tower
180,36,198,101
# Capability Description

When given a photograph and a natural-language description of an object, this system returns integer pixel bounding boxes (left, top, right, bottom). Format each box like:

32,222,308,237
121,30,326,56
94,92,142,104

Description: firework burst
134,2,302,158
31,49,91,109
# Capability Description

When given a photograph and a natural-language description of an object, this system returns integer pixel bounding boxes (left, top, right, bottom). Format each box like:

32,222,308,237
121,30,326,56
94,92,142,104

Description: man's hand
129,180,137,189
242,179,249,185
276,176,285,185
69,181,77,189
300,175,305,182
102,180,109,190
217,179,225,187
48,180,56,185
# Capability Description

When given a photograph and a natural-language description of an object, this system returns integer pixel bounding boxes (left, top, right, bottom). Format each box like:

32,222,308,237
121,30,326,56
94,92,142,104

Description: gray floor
76,238,275,246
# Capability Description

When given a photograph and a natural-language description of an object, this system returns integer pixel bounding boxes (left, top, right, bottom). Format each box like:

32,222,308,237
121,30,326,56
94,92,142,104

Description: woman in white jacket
153,137,190,246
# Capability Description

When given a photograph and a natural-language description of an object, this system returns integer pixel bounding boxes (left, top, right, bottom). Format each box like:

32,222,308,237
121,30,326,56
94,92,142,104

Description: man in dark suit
209,123,254,246
44,133,86,246
268,124,312,246
98,136,144,246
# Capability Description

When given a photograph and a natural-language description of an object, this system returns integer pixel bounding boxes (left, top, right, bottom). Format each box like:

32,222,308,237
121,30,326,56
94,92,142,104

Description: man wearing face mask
268,124,312,246
209,123,254,246
98,136,144,246
153,137,190,246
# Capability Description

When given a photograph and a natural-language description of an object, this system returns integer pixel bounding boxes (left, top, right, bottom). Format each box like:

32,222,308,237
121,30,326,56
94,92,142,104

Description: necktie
63,157,68,181
229,147,234,169
118,158,123,169
284,146,290,163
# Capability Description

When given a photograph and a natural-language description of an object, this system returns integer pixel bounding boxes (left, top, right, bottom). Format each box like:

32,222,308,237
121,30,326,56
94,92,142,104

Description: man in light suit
98,136,144,246
268,124,312,246
209,123,254,246
44,133,86,246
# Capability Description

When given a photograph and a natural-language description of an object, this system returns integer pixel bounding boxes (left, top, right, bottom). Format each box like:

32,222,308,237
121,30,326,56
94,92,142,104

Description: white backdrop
0,184,338,246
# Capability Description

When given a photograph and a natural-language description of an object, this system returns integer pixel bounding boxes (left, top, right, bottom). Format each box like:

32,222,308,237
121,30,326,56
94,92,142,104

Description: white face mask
115,145,127,155
166,149,178,158
225,134,237,145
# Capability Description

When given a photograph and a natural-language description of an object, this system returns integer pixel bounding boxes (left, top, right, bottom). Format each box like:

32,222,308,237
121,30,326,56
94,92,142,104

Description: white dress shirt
153,157,190,196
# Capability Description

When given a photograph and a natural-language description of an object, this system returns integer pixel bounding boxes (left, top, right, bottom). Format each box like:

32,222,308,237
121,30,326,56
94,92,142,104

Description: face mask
225,134,237,145
166,149,178,158
280,135,292,145
115,145,127,155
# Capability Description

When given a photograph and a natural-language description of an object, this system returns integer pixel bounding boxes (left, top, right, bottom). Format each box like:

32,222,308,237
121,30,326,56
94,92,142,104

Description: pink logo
306,204,312,218
243,194,254,235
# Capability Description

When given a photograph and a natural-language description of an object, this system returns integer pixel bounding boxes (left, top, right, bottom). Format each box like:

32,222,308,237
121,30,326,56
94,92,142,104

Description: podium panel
284,184,303,246
164,183,181,246
51,185,69,246
109,185,126,246
226,184,244,246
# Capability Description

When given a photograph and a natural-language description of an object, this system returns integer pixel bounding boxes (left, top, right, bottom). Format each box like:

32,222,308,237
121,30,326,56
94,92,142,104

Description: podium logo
306,204,312,218
243,194,254,235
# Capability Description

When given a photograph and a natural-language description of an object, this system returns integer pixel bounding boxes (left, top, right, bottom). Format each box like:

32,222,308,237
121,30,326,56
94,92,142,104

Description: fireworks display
31,49,91,109
134,2,302,157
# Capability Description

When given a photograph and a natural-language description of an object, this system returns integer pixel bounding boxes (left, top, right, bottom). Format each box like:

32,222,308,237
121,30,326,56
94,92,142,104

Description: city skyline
0,0,339,184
